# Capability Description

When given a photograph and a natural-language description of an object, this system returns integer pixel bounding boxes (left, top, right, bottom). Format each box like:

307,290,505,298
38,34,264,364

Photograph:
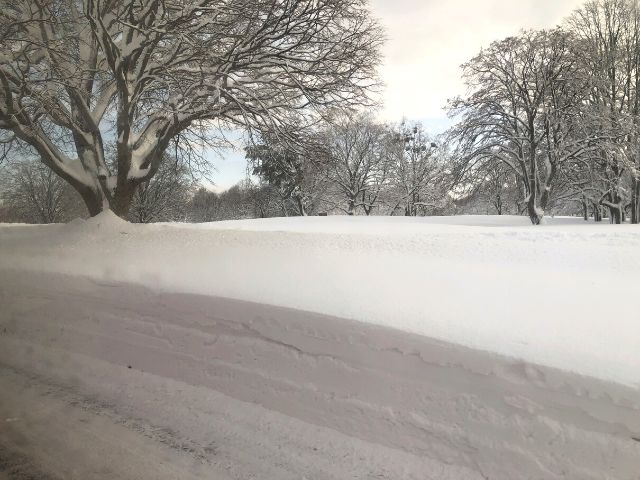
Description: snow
1,271,639,480
1,214,640,479
80,208,130,229
1,214,639,388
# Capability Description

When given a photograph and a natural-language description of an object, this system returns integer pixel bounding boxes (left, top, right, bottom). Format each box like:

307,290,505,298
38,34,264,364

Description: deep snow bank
1,214,639,387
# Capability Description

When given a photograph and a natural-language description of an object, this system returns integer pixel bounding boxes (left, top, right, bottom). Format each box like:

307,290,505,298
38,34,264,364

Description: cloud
371,0,586,124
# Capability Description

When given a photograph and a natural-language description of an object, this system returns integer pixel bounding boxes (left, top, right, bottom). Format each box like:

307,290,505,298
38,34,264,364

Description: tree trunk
525,177,542,225
539,160,556,215
294,195,307,216
111,182,137,218
64,168,139,219
526,195,542,225
347,198,355,216
362,191,373,216
631,177,640,224
605,191,623,224
525,135,542,225
73,184,104,217
609,205,622,224
592,202,602,222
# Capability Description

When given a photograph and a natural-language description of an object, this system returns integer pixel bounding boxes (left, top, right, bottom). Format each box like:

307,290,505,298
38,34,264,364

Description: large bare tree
450,30,593,224
0,0,383,217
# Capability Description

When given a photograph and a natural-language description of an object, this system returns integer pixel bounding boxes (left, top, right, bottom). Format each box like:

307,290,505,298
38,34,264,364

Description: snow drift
0,213,639,387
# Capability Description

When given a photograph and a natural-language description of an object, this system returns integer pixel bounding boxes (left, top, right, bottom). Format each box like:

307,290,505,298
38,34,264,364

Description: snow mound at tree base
73,209,131,230
1,215,639,388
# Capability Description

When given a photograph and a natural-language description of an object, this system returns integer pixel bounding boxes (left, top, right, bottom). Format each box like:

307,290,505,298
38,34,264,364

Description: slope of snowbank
2,271,638,480
1,213,639,387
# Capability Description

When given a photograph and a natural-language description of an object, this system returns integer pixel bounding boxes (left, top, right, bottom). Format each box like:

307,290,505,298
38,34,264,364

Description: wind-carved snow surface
1,214,640,479
1,214,640,387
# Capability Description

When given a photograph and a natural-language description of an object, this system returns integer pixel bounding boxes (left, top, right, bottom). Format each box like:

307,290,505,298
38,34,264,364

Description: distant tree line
245,113,452,217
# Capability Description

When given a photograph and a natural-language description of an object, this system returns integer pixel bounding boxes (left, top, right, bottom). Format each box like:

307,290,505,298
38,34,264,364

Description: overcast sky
212,0,586,190
372,0,585,126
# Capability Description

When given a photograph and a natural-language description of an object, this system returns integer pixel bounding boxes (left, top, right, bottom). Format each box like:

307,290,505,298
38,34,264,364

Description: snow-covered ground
1,213,639,386
1,214,639,479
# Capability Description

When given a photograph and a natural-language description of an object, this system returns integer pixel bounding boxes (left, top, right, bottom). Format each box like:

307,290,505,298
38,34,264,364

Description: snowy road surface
1,271,639,479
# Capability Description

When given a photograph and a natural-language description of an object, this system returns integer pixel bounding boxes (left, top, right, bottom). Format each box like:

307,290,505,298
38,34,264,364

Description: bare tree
189,186,223,222
128,155,194,223
1,160,86,223
386,122,443,216
243,181,284,219
472,161,521,215
0,0,383,218
320,112,390,215
450,30,593,224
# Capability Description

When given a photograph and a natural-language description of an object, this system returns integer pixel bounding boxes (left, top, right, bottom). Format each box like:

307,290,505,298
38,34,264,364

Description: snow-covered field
1,213,639,386
1,214,639,479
